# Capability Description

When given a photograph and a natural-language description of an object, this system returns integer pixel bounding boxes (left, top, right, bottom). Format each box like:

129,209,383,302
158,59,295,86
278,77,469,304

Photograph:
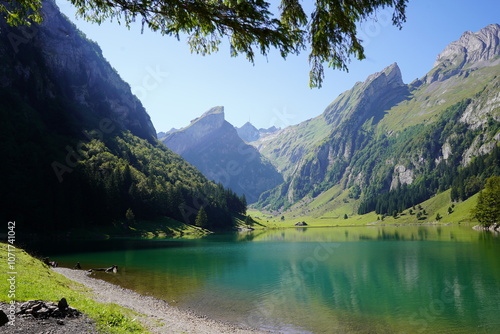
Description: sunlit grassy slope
378,63,500,134
249,189,478,228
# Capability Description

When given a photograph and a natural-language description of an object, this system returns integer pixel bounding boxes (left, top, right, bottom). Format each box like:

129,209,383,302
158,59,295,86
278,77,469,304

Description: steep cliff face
0,1,245,231
323,63,408,159
256,24,500,213
257,63,411,206
436,24,500,67
323,63,407,129
162,107,283,203
0,0,156,140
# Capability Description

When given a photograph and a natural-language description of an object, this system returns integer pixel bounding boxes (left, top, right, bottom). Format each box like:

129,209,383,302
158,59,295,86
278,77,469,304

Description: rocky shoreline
0,300,98,334
52,267,266,334
472,223,500,232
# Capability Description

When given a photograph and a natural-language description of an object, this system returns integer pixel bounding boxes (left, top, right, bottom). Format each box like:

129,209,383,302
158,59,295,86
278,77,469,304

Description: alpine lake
30,225,500,333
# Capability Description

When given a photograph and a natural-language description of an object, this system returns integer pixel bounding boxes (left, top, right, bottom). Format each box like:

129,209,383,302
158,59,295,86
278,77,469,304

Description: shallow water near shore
30,225,500,333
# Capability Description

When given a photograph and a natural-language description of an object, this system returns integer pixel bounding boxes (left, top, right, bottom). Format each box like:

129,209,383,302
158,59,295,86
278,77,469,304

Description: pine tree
245,215,254,227
125,208,135,222
195,207,209,228
473,176,500,227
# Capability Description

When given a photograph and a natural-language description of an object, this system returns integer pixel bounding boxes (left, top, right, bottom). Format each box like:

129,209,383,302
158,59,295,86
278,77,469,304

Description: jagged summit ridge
434,24,500,69
322,62,408,128
366,62,404,86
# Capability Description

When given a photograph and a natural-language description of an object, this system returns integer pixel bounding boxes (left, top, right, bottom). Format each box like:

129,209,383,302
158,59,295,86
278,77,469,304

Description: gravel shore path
52,268,266,334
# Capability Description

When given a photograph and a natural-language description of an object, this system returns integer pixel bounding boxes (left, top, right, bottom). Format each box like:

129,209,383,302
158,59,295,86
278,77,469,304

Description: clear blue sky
57,0,500,132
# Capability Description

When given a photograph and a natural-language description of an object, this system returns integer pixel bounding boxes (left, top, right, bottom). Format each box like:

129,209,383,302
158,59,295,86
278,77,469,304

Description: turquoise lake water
35,225,500,333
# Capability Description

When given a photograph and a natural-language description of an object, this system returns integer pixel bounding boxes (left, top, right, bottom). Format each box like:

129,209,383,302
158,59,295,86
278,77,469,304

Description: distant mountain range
159,24,500,217
254,24,500,215
235,122,280,143
160,107,283,203
4,0,498,231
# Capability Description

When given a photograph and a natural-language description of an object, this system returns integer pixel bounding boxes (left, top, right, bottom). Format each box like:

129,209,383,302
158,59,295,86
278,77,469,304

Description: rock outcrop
435,24,500,67
426,24,500,83
323,63,408,129
17,299,81,319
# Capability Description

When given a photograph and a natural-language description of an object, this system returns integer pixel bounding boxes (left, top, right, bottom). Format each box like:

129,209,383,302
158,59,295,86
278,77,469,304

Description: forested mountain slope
256,24,500,214
0,1,245,232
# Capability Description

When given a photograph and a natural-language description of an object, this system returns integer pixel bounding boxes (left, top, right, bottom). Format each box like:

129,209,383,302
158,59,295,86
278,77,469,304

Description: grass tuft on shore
0,242,150,334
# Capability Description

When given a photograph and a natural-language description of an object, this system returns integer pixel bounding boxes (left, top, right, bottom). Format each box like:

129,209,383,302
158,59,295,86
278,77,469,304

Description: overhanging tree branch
2,0,408,87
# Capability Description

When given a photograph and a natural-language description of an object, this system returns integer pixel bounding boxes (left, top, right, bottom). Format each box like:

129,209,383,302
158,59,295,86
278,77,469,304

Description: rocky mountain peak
323,62,408,129
162,106,226,154
365,63,404,87
433,24,500,71
161,107,283,203
236,122,260,142
201,105,225,118
190,106,225,128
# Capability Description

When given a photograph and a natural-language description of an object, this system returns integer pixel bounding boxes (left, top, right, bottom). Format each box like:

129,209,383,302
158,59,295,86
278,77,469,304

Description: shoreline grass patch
0,242,150,334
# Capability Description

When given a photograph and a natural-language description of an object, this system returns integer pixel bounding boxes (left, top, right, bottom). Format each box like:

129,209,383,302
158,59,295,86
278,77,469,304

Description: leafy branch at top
1,0,408,87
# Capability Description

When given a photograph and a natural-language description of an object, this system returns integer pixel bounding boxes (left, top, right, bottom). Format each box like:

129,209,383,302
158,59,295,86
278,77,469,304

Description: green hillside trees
473,176,500,227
